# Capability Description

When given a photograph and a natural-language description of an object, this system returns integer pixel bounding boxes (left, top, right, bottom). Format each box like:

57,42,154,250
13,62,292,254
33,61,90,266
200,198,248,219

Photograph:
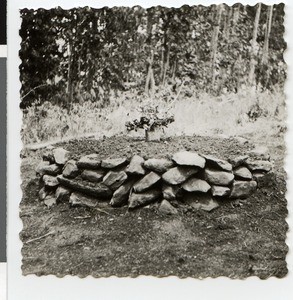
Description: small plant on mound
125,103,175,141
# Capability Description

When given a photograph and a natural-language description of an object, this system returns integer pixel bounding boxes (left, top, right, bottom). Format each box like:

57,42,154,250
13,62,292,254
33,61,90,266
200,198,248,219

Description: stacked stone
35,146,272,211
36,148,72,207
229,146,272,198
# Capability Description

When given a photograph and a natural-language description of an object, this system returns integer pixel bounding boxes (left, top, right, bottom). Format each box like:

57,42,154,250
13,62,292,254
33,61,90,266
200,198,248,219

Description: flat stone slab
182,178,211,193
211,185,230,197
158,200,178,215
69,192,100,208
201,154,232,171
125,155,146,176
205,168,234,186
57,175,112,198
128,189,161,209
53,148,70,165
233,166,252,180
55,186,71,202
36,162,61,176
245,159,272,172
144,158,174,173
184,193,219,212
81,169,105,182
229,155,249,168
172,151,205,168
110,180,136,207
102,171,128,190
77,154,101,169
101,158,128,169
162,184,180,201
230,180,257,199
63,160,79,179
133,172,161,193
43,175,60,187
162,166,198,185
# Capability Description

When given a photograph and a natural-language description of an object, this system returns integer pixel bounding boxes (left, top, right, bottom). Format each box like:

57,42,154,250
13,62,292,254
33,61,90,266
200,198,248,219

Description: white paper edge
0,45,7,58
7,1,293,300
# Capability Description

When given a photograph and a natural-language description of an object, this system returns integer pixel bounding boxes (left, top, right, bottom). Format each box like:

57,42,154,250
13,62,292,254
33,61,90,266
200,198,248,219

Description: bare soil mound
20,135,288,278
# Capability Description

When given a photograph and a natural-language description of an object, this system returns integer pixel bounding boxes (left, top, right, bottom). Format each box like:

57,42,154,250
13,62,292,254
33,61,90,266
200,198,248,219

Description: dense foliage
19,4,286,109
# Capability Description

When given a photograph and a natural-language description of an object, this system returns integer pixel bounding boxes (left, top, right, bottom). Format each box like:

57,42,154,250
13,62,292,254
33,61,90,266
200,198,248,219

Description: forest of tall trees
19,4,286,109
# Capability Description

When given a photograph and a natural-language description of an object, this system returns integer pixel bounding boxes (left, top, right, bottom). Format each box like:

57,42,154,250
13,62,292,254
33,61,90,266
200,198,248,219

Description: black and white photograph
18,3,288,279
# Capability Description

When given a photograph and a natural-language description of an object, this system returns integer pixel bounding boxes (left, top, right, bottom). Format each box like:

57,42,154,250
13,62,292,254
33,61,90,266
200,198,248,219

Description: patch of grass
21,86,286,145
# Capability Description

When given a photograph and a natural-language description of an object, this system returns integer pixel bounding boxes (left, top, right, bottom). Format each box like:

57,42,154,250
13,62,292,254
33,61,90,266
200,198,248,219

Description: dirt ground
20,133,288,278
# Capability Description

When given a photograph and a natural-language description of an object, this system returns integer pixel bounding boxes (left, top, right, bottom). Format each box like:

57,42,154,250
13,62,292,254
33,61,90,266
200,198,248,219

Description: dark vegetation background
19,4,286,107
19,4,286,145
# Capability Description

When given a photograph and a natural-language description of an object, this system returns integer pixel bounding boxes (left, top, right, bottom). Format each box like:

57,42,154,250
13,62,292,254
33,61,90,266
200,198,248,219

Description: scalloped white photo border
7,1,293,299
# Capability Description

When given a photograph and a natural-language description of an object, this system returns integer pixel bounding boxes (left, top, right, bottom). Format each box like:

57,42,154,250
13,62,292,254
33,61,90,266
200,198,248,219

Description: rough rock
57,175,112,198
102,171,128,190
44,195,57,208
144,158,174,173
39,187,49,201
182,178,211,193
228,155,249,168
55,186,71,202
36,161,61,176
35,161,50,176
133,172,161,193
201,154,232,171
43,175,59,187
42,164,61,176
42,151,55,164
252,171,267,180
69,192,99,208
81,169,105,182
158,200,178,215
233,166,252,180
249,146,270,160
172,151,205,168
77,154,101,169
53,148,70,165
110,180,136,207
230,180,257,199
128,189,161,208
245,159,272,172
62,160,79,179
101,157,128,169
184,193,219,212
162,166,198,185
211,186,230,197
162,184,180,201
205,168,234,186
125,155,145,176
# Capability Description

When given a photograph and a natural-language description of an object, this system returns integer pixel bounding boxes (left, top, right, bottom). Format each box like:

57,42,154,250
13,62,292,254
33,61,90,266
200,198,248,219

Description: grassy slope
22,87,286,145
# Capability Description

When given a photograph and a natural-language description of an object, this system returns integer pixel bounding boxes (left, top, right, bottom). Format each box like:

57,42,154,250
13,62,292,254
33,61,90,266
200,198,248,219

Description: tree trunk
262,5,273,65
145,129,149,142
162,44,170,86
224,6,233,39
211,4,223,91
145,50,155,98
67,40,73,111
248,3,261,87
171,59,177,81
